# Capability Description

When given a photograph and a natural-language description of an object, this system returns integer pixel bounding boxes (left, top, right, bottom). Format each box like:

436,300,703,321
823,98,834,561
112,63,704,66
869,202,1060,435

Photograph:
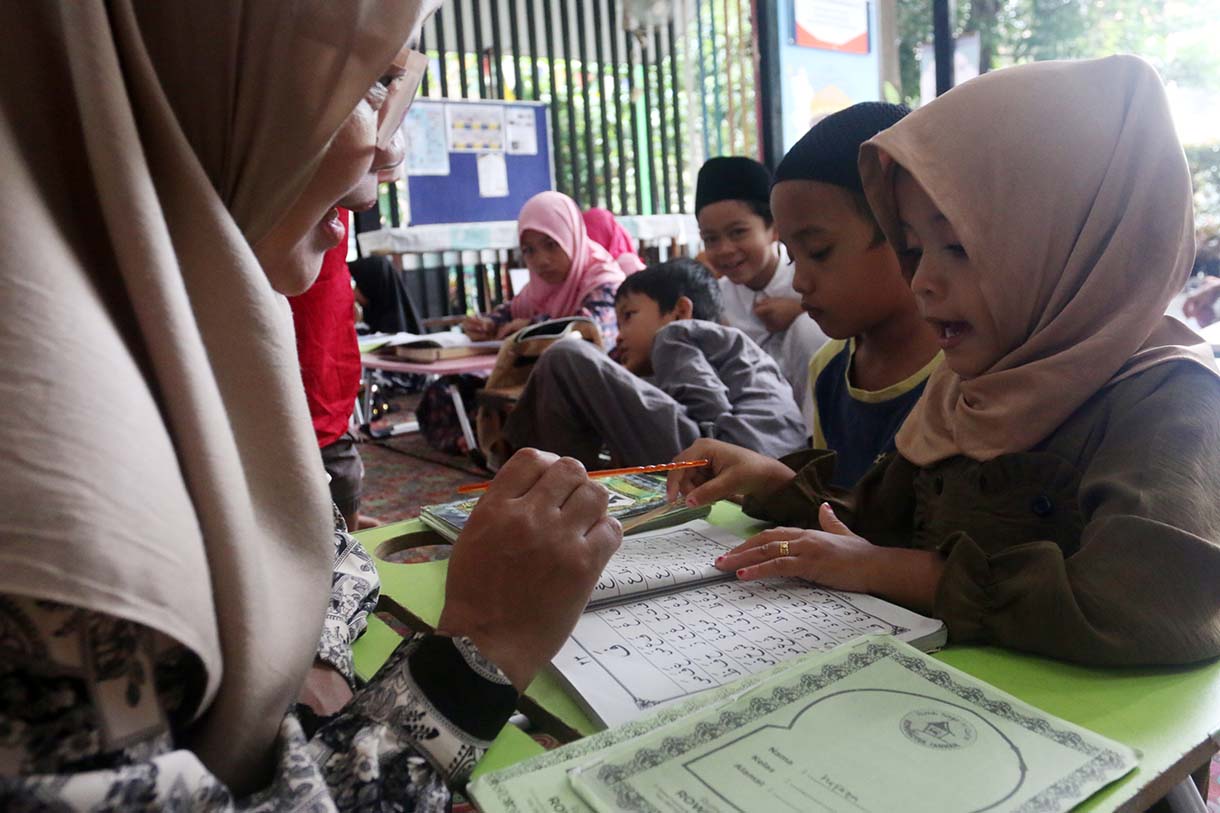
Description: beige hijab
0,1,429,793
859,55,1217,466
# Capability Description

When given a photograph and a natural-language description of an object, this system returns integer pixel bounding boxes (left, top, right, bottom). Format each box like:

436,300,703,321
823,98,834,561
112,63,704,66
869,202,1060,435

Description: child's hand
463,315,496,340
495,317,531,339
715,504,880,593
753,297,805,333
666,439,795,507
715,503,945,613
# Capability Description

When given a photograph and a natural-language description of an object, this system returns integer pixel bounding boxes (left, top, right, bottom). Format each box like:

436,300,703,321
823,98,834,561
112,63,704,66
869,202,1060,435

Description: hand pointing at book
714,503,946,615
437,448,623,691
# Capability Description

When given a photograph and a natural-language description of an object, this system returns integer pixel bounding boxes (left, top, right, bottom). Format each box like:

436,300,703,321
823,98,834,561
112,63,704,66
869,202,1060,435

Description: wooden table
352,507,1220,809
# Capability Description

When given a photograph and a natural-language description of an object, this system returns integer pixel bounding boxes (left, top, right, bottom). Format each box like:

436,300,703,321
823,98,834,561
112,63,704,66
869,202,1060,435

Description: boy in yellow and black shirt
806,337,942,487
772,102,943,488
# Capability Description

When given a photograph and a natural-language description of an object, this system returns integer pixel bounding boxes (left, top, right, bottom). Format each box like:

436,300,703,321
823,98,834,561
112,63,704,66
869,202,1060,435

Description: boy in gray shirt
505,258,808,467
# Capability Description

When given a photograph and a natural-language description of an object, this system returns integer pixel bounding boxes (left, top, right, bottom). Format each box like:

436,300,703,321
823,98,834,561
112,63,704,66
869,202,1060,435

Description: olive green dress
745,362,1220,666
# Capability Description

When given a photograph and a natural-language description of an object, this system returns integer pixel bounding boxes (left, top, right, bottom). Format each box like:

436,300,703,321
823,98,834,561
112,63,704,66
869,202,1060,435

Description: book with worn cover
513,315,598,343
418,473,709,543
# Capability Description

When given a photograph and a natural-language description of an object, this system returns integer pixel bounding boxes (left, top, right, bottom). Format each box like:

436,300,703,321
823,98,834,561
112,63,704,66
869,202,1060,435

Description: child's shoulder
1050,358,1220,464
808,339,852,388
656,319,775,359
809,338,850,376
657,318,742,343
1104,357,1220,417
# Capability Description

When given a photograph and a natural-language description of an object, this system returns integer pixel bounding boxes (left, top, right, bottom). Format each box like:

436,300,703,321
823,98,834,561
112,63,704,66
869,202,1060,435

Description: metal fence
356,0,761,318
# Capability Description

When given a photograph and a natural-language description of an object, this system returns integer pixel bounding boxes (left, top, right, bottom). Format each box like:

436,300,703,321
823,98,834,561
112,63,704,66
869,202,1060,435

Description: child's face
893,168,1004,379
520,229,573,285
614,291,683,375
771,179,913,340
696,200,778,289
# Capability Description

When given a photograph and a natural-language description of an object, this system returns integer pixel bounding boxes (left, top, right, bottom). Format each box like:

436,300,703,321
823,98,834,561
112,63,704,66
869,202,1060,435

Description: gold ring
778,540,790,557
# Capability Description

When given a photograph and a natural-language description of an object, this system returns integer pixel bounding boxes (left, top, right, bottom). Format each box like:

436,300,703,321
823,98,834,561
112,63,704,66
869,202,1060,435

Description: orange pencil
456,459,710,494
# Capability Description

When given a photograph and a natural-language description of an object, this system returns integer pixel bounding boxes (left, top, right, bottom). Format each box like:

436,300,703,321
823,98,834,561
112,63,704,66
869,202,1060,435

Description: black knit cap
695,156,772,213
773,102,911,193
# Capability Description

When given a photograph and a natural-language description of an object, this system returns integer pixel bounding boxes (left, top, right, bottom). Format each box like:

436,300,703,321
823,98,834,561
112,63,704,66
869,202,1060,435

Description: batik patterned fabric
0,512,518,811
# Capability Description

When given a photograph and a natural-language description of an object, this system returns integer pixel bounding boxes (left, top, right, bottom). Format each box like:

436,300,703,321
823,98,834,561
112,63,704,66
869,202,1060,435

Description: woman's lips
318,207,345,247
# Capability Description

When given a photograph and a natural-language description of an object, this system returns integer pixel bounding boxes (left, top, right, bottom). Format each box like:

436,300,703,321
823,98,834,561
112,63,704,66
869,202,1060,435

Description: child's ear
674,296,695,320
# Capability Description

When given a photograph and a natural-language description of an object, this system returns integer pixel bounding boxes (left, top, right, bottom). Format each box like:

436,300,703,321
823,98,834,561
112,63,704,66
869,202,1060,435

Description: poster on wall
779,0,881,150
476,153,510,198
504,107,539,155
792,0,870,54
446,103,505,153
402,102,450,176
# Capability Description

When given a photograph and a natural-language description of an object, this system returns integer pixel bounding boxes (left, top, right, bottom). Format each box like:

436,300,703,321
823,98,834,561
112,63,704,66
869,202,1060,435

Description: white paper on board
403,102,450,176
477,153,509,198
505,107,539,155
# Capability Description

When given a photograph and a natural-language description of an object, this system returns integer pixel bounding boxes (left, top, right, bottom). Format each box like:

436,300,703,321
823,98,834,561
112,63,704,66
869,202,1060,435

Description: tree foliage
897,0,1220,104
896,0,1220,223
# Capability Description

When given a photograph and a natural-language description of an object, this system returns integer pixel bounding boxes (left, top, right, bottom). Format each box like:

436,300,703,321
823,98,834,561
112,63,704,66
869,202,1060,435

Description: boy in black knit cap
772,102,942,488
674,103,942,491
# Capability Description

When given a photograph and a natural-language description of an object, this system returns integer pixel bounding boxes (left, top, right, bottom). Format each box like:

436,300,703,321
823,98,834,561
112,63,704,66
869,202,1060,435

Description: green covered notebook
470,635,1138,813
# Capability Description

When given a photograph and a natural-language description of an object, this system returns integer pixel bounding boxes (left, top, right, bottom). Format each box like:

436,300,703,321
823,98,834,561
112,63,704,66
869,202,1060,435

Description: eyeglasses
376,48,429,151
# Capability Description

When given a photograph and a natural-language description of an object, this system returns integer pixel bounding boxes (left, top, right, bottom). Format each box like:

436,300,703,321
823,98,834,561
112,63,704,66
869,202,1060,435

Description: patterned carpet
357,391,485,524
360,437,481,523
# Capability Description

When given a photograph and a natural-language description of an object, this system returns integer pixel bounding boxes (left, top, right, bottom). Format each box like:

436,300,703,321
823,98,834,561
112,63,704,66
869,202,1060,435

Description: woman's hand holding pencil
438,449,622,692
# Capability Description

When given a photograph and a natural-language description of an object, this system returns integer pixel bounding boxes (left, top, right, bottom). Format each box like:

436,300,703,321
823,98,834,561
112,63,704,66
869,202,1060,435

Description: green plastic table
353,505,1220,811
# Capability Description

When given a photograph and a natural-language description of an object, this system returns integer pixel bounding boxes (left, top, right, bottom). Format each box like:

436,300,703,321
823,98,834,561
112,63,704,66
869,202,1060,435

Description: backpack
475,317,604,469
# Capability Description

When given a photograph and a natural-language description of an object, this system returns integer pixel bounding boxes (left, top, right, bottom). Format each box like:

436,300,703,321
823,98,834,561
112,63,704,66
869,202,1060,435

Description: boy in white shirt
695,156,827,433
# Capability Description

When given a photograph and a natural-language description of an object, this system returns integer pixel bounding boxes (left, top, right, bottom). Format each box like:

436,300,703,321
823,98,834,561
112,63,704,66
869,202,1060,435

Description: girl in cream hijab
674,55,1220,667
0,2,620,809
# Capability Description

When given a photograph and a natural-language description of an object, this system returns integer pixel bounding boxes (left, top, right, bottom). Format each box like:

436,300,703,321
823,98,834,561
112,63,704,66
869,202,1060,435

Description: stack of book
419,473,708,543
365,330,501,362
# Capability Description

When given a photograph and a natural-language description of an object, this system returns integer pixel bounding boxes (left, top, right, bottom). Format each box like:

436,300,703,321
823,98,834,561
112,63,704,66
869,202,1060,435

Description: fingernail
736,569,747,578
715,555,724,563
686,496,698,508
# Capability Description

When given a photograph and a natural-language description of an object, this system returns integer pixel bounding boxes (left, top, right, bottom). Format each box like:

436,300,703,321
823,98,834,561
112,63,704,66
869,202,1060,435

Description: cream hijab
859,55,1217,466
0,1,429,793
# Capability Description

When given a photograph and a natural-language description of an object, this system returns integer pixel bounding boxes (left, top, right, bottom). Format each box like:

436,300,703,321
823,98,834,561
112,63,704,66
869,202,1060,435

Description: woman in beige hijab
0,2,620,808
671,55,1220,666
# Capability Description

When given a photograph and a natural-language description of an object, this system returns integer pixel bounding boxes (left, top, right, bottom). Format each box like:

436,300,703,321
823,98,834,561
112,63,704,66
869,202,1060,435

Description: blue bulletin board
400,99,554,226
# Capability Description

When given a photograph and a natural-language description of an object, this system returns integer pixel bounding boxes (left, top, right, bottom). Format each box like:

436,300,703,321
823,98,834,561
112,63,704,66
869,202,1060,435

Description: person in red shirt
290,208,365,530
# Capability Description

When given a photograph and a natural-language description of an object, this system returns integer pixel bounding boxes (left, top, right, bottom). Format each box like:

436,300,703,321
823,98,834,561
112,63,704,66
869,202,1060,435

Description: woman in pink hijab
583,207,646,274
464,191,627,344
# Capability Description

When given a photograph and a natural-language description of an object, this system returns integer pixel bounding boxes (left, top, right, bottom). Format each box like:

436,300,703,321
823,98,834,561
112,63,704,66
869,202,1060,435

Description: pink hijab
511,191,627,318
583,207,646,274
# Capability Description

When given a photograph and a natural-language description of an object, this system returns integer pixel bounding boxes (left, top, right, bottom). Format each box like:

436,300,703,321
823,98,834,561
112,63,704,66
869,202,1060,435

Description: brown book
393,341,500,362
